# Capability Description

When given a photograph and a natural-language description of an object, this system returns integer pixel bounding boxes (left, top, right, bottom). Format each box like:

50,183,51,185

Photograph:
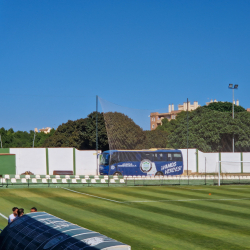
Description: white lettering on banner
161,162,177,171
165,166,182,174
118,163,136,167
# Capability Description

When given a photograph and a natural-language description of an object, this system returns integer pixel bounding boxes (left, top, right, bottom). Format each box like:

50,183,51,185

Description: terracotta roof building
150,101,200,130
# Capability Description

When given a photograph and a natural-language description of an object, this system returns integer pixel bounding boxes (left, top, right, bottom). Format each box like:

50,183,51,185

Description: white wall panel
242,153,250,173
48,148,73,175
180,149,196,173
9,147,249,176
75,150,100,175
10,148,46,175
221,153,241,173
199,152,219,173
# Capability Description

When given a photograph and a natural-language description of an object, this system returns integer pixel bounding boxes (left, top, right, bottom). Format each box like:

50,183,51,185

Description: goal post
216,161,250,186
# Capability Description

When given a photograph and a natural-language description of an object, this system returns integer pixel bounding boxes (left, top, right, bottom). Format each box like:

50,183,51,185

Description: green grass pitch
1,185,250,249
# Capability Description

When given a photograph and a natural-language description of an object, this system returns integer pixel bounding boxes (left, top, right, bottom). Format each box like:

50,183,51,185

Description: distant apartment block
34,127,52,134
150,101,200,130
206,99,239,106
150,99,242,130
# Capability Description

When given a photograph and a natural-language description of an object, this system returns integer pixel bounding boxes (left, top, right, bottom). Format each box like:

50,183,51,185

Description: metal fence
1,174,250,188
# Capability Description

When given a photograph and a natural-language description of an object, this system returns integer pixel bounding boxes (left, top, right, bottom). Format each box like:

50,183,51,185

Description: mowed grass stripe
34,189,250,249
68,187,250,224
1,187,250,249
0,189,192,250
109,186,250,214
143,186,250,200
0,189,155,249
72,185,250,203
176,186,250,199
96,186,250,213
0,216,7,230
130,186,250,211
78,187,250,219
72,187,250,236
131,199,250,236
66,187,250,247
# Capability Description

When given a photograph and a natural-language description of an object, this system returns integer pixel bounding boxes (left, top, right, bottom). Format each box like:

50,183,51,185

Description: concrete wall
181,149,245,174
48,148,73,175
8,148,99,175
242,153,250,173
198,152,219,173
221,152,241,173
10,148,46,175
180,149,197,172
75,150,100,175
4,148,250,175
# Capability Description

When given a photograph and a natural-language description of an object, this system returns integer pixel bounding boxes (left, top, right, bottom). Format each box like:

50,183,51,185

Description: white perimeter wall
221,153,241,173
180,149,196,172
10,148,46,175
242,153,250,173
48,148,73,175
198,152,219,173
9,148,99,175
9,148,250,175
75,150,100,175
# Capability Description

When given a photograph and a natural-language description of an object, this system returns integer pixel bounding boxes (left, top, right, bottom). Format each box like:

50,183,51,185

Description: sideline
0,212,8,220
62,188,124,204
62,188,250,204
123,197,250,203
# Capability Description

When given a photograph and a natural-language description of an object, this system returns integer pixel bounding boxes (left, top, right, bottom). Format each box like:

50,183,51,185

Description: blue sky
0,0,250,131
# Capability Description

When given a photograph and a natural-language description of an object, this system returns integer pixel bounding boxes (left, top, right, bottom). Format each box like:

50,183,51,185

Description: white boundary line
62,188,250,204
0,212,8,220
123,197,250,203
62,188,124,204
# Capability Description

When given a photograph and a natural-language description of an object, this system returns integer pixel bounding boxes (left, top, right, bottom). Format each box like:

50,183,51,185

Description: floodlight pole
187,98,189,182
0,134,2,148
96,95,98,175
229,84,238,153
32,132,36,148
232,88,234,153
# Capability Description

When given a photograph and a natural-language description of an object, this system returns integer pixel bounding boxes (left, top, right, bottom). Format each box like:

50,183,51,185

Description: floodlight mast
187,98,189,183
228,84,239,152
33,131,36,148
96,95,98,175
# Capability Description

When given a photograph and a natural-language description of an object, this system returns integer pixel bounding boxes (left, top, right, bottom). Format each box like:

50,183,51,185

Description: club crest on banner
140,159,152,173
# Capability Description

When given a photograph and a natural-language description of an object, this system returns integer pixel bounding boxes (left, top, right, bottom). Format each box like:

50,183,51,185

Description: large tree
42,112,109,151
103,112,145,150
0,127,55,148
143,130,168,149
102,112,169,150
204,101,246,112
157,106,250,152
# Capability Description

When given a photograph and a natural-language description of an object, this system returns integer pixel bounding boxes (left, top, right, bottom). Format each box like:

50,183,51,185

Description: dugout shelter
0,212,131,250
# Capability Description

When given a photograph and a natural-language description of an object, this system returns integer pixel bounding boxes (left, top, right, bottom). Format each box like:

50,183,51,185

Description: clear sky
1,0,250,131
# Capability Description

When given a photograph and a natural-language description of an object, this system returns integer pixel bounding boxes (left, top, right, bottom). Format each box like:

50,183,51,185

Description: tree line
0,127,55,148
42,111,168,150
0,111,168,151
1,101,249,152
157,102,249,152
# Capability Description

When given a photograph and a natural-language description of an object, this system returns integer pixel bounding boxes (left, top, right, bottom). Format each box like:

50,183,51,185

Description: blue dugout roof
0,212,131,250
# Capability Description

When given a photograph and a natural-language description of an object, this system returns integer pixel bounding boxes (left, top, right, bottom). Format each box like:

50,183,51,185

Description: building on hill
150,99,244,130
34,127,52,134
206,99,239,106
150,101,200,130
